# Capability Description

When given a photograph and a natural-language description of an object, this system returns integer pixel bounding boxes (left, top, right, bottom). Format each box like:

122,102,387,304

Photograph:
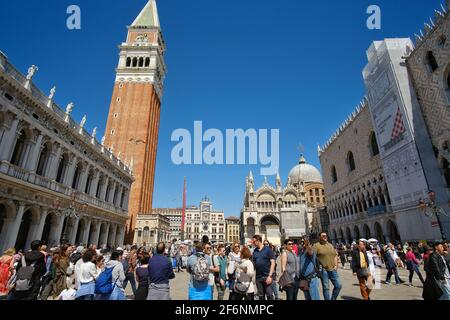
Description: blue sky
0,0,441,216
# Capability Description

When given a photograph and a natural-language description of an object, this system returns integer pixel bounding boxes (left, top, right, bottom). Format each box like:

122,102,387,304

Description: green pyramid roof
131,0,160,28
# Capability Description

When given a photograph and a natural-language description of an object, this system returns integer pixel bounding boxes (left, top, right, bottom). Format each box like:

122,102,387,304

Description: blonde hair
3,248,16,256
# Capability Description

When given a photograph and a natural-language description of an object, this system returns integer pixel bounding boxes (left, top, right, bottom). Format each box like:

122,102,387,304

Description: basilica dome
288,155,323,184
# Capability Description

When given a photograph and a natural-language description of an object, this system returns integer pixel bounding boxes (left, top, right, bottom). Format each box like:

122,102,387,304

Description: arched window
138,57,144,67
331,165,337,183
10,129,27,166
56,153,68,184
347,151,356,172
36,142,51,176
132,57,138,67
426,51,439,72
145,57,150,67
369,132,380,156
126,57,131,67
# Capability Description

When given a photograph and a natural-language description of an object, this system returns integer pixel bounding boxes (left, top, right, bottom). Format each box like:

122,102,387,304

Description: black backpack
15,256,36,292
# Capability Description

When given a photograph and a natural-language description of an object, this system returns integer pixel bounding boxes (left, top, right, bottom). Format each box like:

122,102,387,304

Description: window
85,171,93,194
426,51,439,72
347,151,356,172
439,35,447,47
56,154,68,184
111,129,115,135
10,129,27,167
72,164,82,189
331,165,338,183
369,132,380,156
126,57,131,67
36,142,51,176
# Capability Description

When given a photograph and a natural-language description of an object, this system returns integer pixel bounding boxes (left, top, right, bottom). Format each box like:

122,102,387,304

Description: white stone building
133,212,171,246
0,52,133,253
319,38,446,243
240,156,325,246
152,208,183,240
184,197,226,244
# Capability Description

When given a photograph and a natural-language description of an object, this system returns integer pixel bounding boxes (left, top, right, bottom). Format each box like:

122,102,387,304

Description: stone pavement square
125,260,424,301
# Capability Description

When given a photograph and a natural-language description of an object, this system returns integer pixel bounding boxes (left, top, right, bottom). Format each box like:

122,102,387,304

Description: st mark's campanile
104,0,166,243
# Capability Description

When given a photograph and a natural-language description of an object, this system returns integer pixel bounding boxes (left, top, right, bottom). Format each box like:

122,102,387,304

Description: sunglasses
205,247,211,250
287,243,293,245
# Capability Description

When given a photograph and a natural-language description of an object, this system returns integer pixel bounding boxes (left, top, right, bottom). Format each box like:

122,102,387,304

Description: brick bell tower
104,0,166,244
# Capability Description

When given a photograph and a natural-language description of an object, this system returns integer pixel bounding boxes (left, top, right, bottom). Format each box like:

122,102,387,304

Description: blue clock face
203,205,211,212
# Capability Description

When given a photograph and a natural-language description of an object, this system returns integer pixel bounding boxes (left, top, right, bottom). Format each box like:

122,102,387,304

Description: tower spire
131,0,160,28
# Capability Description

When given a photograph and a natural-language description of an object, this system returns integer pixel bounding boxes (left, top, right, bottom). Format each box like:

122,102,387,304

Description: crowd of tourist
0,232,449,301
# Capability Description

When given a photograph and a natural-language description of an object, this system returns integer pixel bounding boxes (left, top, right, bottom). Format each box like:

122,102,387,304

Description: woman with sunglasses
227,242,241,300
281,240,300,300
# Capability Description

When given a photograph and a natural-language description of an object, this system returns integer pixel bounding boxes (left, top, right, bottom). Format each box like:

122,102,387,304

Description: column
78,165,89,193
26,133,44,171
19,139,33,169
92,221,101,246
64,156,77,187
82,219,92,246
109,225,117,247
49,214,65,247
100,177,109,201
99,223,110,246
108,182,117,203
89,172,100,197
118,226,125,246
24,211,44,251
123,189,130,209
69,217,80,245
3,203,26,250
0,118,19,161
116,185,123,207
48,145,62,180
34,209,48,242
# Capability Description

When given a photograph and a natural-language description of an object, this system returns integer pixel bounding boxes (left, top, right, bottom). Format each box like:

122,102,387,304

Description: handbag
298,253,318,292
356,268,369,279
278,270,294,290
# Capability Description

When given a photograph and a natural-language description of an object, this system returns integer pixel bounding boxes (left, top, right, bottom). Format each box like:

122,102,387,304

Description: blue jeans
438,280,450,300
123,272,137,296
320,269,342,300
386,268,403,284
303,277,321,300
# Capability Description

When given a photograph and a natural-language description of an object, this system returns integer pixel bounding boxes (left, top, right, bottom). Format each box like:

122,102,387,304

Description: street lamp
418,190,449,241
59,192,88,245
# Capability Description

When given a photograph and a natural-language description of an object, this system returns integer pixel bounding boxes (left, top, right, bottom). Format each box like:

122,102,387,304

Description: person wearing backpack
74,249,98,300
187,242,219,300
95,250,126,300
147,242,175,300
12,240,46,300
232,246,255,300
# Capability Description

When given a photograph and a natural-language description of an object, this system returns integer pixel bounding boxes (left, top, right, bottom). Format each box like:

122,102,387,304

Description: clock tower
104,0,166,243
